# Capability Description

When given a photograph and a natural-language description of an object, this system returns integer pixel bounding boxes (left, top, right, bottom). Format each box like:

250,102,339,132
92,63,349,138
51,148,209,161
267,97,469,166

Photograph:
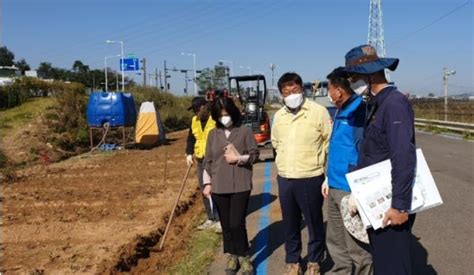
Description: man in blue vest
342,45,416,275
322,67,372,274
185,97,220,232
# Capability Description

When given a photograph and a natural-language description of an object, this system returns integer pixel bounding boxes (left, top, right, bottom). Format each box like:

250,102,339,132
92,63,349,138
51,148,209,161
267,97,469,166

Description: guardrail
415,118,474,134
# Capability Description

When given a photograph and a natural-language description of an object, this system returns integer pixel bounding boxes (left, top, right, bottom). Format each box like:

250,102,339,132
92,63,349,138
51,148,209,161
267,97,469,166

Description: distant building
0,66,20,86
25,70,38,78
267,86,280,103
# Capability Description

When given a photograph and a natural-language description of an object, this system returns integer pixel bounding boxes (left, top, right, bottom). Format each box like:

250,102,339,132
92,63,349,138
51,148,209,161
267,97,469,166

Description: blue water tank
86,92,137,127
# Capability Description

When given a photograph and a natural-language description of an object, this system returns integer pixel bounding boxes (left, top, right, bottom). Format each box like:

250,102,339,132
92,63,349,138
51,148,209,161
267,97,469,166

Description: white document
346,149,442,230
410,150,444,212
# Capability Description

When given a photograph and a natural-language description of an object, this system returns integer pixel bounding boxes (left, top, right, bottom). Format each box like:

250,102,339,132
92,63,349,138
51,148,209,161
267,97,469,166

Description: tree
37,62,54,79
15,59,31,75
0,46,15,66
72,60,89,73
196,68,216,91
71,60,90,86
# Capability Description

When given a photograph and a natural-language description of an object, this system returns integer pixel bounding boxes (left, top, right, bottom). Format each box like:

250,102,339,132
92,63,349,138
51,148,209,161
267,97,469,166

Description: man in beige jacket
272,72,332,275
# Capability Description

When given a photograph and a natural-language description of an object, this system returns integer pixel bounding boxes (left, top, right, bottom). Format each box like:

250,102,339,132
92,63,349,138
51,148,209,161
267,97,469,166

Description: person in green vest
185,96,221,232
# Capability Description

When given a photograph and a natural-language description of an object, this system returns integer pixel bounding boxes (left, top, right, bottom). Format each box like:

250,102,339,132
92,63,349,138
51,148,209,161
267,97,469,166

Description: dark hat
188,96,207,111
343,44,399,75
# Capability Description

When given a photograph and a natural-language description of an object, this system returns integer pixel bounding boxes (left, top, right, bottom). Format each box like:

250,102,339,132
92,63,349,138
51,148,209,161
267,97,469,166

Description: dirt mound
1,130,202,274
2,116,62,166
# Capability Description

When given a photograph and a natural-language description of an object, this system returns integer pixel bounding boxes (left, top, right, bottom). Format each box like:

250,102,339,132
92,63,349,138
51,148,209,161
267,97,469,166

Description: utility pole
116,72,119,91
443,67,456,121
164,60,168,92
181,70,189,94
148,69,159,89
141,58,147,87
158,70,163,90
269,63,276,87
163,60,171,92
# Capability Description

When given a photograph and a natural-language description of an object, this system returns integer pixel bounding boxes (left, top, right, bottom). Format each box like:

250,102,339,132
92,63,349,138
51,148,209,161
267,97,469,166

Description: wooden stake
158,164,192,251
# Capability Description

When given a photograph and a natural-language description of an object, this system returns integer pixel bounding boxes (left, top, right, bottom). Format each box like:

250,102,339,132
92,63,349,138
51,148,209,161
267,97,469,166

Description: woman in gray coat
203,96,259,275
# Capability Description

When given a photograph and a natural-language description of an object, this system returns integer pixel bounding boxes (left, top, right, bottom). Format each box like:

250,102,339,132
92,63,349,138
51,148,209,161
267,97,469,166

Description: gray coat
204,126,259,194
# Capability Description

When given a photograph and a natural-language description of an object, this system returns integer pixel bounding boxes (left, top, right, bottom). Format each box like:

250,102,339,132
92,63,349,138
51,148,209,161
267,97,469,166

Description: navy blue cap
343,44,399,75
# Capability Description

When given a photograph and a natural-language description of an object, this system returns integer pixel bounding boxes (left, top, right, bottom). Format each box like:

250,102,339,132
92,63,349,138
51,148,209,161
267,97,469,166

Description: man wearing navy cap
342,45,416,275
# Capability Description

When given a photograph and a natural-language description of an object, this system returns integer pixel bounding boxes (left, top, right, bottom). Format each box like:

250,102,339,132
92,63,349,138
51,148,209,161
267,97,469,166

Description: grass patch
168,215,221,275
0,97,55,132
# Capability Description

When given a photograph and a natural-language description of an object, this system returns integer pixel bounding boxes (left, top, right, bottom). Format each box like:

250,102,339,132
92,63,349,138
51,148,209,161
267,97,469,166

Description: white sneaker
197,219,214,230
213,222,222,233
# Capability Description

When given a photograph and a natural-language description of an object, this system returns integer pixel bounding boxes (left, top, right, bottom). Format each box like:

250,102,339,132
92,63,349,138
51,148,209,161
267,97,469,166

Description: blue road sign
120,58,140,71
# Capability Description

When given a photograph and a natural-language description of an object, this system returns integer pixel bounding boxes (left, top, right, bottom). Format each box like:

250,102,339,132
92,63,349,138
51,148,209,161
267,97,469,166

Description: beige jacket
271,99,332,178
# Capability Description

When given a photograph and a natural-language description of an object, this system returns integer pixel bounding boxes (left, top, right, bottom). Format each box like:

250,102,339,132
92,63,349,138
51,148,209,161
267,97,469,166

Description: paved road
208,131,474,274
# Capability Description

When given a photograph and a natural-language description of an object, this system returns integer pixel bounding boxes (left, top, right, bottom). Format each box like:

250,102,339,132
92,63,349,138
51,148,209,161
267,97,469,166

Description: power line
138,1,284,57
34,3,212,59
448,84,474,90
389,0,472,47
36,4,224,64
112,3,238,45
86,1,277,68
48,2,245,68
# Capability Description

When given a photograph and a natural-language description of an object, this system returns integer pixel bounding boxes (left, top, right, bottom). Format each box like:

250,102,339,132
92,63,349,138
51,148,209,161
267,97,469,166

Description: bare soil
1,130,203,274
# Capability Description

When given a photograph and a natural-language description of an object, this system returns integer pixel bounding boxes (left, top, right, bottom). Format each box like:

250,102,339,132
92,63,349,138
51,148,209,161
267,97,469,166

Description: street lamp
106,40,124,91
182,52,197,96
219,59,234,76
443,67,456,121
104,54,121,92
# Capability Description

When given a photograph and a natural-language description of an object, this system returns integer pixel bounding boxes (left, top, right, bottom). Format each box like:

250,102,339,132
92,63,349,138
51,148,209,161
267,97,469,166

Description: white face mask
284,93,304,109
350,79,369,96
219,115,233,128
327,93,335,104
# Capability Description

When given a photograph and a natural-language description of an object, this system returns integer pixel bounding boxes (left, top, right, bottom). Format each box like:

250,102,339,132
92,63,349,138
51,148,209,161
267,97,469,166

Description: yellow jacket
271,100,332,178
192,116,216,158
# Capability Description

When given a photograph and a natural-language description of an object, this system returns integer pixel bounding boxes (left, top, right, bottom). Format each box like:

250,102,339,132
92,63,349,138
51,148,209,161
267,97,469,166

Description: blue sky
3,0,473,96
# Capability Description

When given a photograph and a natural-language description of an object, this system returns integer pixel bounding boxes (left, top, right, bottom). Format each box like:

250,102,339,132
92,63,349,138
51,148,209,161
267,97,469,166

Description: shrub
44,82,90,152
0,77,53,109
129,87,193,131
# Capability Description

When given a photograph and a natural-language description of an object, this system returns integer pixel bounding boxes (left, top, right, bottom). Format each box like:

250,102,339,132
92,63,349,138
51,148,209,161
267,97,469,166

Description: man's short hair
326,67,353,94
278,72,303,93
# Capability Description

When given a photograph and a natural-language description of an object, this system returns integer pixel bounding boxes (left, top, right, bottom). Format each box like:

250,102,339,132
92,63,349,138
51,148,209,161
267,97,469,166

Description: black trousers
277,175,325,264
197,161,219,221
367,214,416,275
212,190,251,256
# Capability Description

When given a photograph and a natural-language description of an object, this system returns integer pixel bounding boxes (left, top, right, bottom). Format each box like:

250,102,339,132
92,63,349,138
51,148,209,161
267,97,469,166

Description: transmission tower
368,0,386,57
368,0,391,81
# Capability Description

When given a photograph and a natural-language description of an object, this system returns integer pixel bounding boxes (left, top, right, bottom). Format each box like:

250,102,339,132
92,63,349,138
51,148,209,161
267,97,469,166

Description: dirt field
1,130,204,274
